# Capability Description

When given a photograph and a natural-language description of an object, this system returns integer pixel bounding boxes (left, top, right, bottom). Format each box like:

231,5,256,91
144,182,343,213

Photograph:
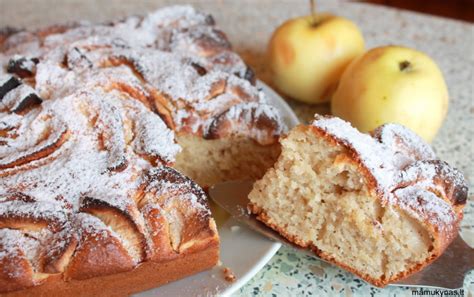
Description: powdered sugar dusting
1,84,36,110
146,167,210,215
0,5,280,282
0,228,40,265
74,212,118,240
1,4,284,139
311,115,467,229
0,86,184,275
312,116,397,194
393,187,457,229
372,123,436,164
129,106,180,163
0,227,49,278
213,102,287,145
0,229,24,259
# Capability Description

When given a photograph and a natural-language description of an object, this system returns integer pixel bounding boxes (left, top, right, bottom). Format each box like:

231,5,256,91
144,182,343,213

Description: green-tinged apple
331,46,448,142
267,11,364,104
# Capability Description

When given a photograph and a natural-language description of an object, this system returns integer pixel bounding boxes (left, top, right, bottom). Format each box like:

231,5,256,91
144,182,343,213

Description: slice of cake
248,115,467,286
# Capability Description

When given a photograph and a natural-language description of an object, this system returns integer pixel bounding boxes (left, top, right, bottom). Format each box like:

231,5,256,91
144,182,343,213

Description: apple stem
310,0,318,26
399,60,412,72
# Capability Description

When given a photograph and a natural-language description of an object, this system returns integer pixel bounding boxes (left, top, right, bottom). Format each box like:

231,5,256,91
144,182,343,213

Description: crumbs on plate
223,267,236,282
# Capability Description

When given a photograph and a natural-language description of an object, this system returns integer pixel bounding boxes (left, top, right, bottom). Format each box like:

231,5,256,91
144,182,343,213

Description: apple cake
249,115,467,287
0,5,285,296
0,5,285,187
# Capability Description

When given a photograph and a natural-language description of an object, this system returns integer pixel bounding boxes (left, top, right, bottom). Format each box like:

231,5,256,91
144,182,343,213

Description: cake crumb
223,267,236,282
230,225,240,232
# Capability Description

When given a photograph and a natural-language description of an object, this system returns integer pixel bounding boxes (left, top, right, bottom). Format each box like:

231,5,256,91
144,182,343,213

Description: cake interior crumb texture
175,135,280,186
249,126,434,284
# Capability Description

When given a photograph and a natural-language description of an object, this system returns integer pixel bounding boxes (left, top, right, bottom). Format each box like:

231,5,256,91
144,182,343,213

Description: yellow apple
267,14,365,104
331,46,448,142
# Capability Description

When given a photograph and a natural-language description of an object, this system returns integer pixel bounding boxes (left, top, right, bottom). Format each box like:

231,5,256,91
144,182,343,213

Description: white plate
137,81,300,297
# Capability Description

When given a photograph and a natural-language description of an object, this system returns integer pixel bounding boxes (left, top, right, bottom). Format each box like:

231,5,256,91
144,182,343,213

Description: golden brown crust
1,241,219,297
64,217,136,281
0,128,69,170
0,164,220,293
249,205,453,287
0,232,37,292
400,160,468,208
0,6,285,146
204,103,284,146
41,231,78,274
1,188,219,294
0,5,286,294
0,199,68,232
79,197,148,262
310,121,464,284
249,117,467,287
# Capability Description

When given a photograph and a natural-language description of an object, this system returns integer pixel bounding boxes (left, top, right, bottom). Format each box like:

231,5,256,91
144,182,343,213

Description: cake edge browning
2,241,219,297
248,121,467,287
248,204,459,287
0,4,288,294
0,166,220,294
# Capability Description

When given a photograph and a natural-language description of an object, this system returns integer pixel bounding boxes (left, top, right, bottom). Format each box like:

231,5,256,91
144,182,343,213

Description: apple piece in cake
249,115,467,286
